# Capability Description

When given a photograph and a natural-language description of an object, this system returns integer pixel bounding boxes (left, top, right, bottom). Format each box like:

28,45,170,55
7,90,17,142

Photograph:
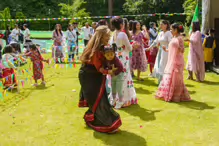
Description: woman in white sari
108,17,137,109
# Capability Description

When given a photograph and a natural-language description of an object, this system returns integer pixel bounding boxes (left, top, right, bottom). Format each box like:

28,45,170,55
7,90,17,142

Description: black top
205,36,215,48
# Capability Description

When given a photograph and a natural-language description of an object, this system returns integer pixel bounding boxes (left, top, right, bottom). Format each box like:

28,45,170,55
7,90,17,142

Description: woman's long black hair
55,24,63,36
132,21,140,35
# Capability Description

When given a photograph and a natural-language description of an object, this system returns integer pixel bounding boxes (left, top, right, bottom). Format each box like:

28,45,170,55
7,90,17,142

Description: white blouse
113,32,132,52
151,31,172,48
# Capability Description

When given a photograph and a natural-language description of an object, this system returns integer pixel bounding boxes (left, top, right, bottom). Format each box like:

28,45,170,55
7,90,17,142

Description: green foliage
15,12,26,19
183,0,202,26
0,0,202,30
59,0,90,25
123,0,186,26
183,0,197,25
0,7,13,29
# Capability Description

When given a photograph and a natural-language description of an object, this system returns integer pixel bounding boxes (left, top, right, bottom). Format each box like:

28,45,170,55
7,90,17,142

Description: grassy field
30,31,54,39
30,31,84,39
0,48,219,146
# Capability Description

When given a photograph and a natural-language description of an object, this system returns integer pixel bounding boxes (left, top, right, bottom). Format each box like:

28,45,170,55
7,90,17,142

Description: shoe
32,83,38,87
110,99,116,107
41,81,46,85
148,74,153,77
115,101,124,109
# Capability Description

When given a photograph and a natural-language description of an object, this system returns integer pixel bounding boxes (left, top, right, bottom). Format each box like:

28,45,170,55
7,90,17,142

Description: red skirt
147,47,158,65
2,68,17,87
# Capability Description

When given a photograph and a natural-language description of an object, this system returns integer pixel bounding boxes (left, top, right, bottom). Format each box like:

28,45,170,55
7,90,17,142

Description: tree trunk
202,0,211,33
108,0,113,16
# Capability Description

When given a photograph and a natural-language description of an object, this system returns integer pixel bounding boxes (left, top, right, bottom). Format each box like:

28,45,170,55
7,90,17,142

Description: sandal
115,101,124,109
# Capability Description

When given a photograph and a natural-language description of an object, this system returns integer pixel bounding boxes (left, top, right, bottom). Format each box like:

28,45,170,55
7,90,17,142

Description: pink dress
131,32,147,72
156,37,191,102
186,31,205,81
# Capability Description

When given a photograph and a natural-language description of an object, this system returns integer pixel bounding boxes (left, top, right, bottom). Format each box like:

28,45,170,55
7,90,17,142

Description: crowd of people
78,17,217,133
0,17,217,134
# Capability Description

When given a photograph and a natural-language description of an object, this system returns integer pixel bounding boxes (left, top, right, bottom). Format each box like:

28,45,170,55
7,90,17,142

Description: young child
24,44,48,86
203,29,216,71
101,44,124,109
1,45,18,88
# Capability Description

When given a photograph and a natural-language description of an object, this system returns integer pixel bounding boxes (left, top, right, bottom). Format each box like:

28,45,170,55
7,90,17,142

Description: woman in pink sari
156,23,191,102
186,22,205,82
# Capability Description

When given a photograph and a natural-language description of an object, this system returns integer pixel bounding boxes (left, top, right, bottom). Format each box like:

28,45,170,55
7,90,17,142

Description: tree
0,7,12,29
123,0,185,25
59,0,90,24
15,12,26,19
183,0,200,25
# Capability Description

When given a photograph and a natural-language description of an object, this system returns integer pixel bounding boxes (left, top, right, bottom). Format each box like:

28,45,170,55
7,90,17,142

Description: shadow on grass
135,87,152,95
0,89,33,112
185,84,195,87
133,77,157,87
121,104,161,122
94,130,147,146
25,84,54,90
201,80,219,86
188,90,196,94
176,100,215,110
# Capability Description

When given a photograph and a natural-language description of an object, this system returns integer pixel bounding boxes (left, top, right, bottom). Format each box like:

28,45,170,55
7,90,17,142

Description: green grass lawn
0,50,219,146
30,31,84,39
30,31,53,39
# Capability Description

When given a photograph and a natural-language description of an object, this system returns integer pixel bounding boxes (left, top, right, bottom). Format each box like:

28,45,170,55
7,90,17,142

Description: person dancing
147,20,172,84
156,24,191,102
79,26,122,133
131,21,147,81
110,17,137,108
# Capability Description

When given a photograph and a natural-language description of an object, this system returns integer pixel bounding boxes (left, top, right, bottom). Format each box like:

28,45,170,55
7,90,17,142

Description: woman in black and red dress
79,26,122,133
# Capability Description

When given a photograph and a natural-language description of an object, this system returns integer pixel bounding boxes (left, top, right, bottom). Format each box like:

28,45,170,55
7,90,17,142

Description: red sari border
92,76,106,113
78,100,88,107
86,118,122,133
